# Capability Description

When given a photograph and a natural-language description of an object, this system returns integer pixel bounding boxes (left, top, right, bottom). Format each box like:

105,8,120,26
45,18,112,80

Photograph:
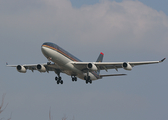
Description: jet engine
17,65,27,73
37,64,47,72
122,62,132,71
87,63,98,71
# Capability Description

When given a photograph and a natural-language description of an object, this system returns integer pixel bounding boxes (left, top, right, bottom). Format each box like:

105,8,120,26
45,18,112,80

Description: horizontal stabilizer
100,74,126,78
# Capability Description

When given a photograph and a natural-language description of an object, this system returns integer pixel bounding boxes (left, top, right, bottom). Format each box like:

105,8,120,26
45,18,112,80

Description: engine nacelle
17,65,27,73
87,63,98,71
37,64,46,72
122,62,132,71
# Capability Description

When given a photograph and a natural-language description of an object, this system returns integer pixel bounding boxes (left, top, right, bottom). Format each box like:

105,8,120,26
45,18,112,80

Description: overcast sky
0,0,168,120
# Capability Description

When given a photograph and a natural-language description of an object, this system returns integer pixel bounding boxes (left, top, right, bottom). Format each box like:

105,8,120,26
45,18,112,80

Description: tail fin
96,52,104,62
96,52,104,75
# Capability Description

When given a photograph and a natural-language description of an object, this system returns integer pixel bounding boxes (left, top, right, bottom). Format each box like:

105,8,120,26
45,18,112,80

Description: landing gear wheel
74,77,77,81
55,70,63,85
85,76,91,84
55,76,63,84
57,80,60,84
72,76,77,82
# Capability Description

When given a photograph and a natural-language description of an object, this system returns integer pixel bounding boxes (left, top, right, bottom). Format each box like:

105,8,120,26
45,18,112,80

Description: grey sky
0,0,168,120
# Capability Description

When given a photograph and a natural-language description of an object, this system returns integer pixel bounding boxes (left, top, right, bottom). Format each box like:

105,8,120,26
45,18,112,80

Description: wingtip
160,58,166,62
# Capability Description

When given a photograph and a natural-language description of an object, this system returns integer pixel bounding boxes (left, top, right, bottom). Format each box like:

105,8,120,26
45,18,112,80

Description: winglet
160,58,166,62
6,62,8,65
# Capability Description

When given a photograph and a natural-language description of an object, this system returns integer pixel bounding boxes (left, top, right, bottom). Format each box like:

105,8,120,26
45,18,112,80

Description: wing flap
100,74,127,77
72,62,123,71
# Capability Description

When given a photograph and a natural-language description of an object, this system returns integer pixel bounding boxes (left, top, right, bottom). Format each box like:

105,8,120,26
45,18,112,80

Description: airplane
7,42,166,84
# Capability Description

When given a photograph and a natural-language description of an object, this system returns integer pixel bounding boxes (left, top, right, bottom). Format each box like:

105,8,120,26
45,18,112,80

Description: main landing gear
55,70,63,84
54,69,92,84
84,71,92,84
55,76,63,84
71,76,77,82
55,76,77,84
84,76,92,84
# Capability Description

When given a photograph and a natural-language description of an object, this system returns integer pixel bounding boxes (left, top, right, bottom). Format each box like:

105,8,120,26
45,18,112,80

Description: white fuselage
41,45,98,80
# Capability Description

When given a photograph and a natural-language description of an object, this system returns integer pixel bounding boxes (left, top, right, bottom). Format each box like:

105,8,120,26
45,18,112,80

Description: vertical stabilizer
96,52,104,62
96,52,104,75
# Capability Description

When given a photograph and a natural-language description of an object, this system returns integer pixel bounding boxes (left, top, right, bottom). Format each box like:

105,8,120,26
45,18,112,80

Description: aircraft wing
72,58,166,71
6,62,62,72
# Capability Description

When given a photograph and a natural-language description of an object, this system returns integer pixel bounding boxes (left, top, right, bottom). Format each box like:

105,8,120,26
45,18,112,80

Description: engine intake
17,65,27,73
87,63,98,71
123,62,132,71
37,64,46,72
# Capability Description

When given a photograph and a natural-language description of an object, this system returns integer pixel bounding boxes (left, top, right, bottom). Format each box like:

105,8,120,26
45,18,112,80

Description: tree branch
0,94,8,114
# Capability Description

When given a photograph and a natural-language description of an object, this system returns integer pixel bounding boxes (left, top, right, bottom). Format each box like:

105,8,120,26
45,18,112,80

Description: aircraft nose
41,45,48,57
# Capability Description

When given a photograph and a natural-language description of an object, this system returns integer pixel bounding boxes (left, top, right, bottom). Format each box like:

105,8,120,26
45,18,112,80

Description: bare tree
0,94,8,114
49,107,53,120
0,94,11,120
49,107,74,120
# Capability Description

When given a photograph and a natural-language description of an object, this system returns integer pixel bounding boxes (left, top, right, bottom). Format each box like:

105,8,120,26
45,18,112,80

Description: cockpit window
43,42,57,49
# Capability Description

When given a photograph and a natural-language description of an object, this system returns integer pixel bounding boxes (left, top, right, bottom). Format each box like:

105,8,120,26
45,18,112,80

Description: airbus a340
7,42,166,84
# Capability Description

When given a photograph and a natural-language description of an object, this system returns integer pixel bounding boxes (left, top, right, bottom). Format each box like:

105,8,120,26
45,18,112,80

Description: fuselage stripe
42,45,79,62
